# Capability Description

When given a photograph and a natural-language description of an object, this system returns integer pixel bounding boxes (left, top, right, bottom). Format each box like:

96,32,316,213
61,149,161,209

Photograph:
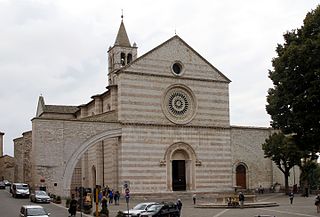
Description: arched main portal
236,164,247,189
172,150,187,191
164,142,199,191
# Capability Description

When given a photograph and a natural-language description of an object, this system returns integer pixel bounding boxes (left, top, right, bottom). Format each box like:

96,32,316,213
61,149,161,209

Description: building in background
0,132,14,182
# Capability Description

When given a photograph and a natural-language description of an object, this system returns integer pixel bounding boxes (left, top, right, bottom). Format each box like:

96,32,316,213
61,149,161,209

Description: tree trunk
284,170,290,194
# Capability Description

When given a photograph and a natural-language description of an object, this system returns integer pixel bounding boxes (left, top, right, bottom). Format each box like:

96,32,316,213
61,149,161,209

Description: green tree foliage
262,132,302,193
266,5,320,157
300,161,320,191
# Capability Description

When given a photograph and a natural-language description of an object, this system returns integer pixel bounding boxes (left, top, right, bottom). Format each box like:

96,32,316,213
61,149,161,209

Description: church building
14,18,298,197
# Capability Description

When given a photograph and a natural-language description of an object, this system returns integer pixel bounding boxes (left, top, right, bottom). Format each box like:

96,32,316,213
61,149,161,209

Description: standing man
192,193,196,205
289,191,294,204
68,194,78,217
315,194,320,213
238,192,245,209
177,199,182,216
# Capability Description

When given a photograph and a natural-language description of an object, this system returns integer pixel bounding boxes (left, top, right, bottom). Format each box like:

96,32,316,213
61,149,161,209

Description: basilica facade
13,19,298,197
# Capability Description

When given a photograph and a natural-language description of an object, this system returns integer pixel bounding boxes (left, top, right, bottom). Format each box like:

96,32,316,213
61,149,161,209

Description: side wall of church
79,137,119,191
231,126,300,191
0,155,14,182
231,127,273,189
102,137,119,190
13,131,32,184
120,124,232,193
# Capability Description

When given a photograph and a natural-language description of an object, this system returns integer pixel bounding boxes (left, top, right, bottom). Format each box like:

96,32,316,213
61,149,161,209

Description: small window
127,53,132,64
121,53,126,66
171,62,183,75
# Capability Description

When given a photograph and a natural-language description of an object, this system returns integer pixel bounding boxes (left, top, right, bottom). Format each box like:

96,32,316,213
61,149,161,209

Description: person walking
108,189,114,204
114,190,120,205
192,193,196,205
68,194,78,217
176,199,182,216
315,194,320,213
289,191,294,204
238,192,245,209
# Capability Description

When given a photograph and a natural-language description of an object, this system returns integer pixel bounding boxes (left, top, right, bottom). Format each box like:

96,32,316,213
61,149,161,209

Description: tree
262,132,302,193
266,5,320,158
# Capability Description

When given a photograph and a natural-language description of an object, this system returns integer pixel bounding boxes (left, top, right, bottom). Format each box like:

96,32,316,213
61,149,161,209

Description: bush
55,196,61,204
65,197,71,208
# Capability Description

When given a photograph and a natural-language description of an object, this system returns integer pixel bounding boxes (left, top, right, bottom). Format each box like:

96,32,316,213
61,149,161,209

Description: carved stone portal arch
233,162,249,189
163,142,200,191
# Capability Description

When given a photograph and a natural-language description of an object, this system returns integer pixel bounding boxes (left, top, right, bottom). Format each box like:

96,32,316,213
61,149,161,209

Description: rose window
162,85,197,124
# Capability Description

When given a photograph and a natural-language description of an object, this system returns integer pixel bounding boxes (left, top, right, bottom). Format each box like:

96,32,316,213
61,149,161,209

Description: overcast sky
0,0,319,156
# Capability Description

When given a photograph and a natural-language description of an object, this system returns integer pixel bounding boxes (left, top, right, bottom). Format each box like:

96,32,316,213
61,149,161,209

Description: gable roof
120,35,231,82
35,96,79,117
44,105,79,114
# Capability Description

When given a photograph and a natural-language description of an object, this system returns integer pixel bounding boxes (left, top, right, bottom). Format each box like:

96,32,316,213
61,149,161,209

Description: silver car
19,205,50,217
123,202,159,217
30,190,51,203
12,183,30,198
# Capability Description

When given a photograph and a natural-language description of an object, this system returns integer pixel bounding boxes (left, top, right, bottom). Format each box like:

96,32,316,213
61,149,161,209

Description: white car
19,205,50,217
123,202,159,217
30,190,51,203
12,183,30,198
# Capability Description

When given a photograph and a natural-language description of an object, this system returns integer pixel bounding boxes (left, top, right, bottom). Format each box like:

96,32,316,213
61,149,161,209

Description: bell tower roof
114,20,131,47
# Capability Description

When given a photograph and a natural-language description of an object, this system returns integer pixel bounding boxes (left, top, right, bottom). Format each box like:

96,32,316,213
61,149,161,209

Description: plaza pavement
64,193,320,217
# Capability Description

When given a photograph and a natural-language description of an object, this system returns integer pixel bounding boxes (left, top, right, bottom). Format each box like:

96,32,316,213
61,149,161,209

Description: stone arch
233,162,249,189
62,129,122,194
163,142,198,191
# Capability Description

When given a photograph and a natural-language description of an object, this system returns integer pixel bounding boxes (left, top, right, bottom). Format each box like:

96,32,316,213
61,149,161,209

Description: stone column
0,132,4,157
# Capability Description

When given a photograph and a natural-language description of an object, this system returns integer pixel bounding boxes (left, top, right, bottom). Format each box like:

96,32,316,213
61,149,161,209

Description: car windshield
16,184,28,190
26,208,47,216
133,204,147,210
36,191,47,196
146,205,162,212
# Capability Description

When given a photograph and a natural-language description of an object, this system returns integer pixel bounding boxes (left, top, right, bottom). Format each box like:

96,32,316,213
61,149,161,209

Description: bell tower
108,15,137,85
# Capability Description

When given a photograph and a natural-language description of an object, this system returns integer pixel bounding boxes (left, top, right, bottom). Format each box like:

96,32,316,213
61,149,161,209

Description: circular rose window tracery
162,84,197,124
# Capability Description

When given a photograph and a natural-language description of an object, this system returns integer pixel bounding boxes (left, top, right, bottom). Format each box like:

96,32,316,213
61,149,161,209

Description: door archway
172,150,187,191
164,142,199,191
236,164,247,189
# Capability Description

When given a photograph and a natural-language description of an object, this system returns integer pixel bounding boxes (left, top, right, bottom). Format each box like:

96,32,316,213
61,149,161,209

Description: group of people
98,187,121,206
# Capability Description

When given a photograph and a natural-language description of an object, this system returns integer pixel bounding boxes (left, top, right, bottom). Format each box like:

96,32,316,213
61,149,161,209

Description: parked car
3,179,11,186
0,181,5,189
19,205,50,217
123,202,159,217
30,190,51,203
11,183,30,198
140,202,179,217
